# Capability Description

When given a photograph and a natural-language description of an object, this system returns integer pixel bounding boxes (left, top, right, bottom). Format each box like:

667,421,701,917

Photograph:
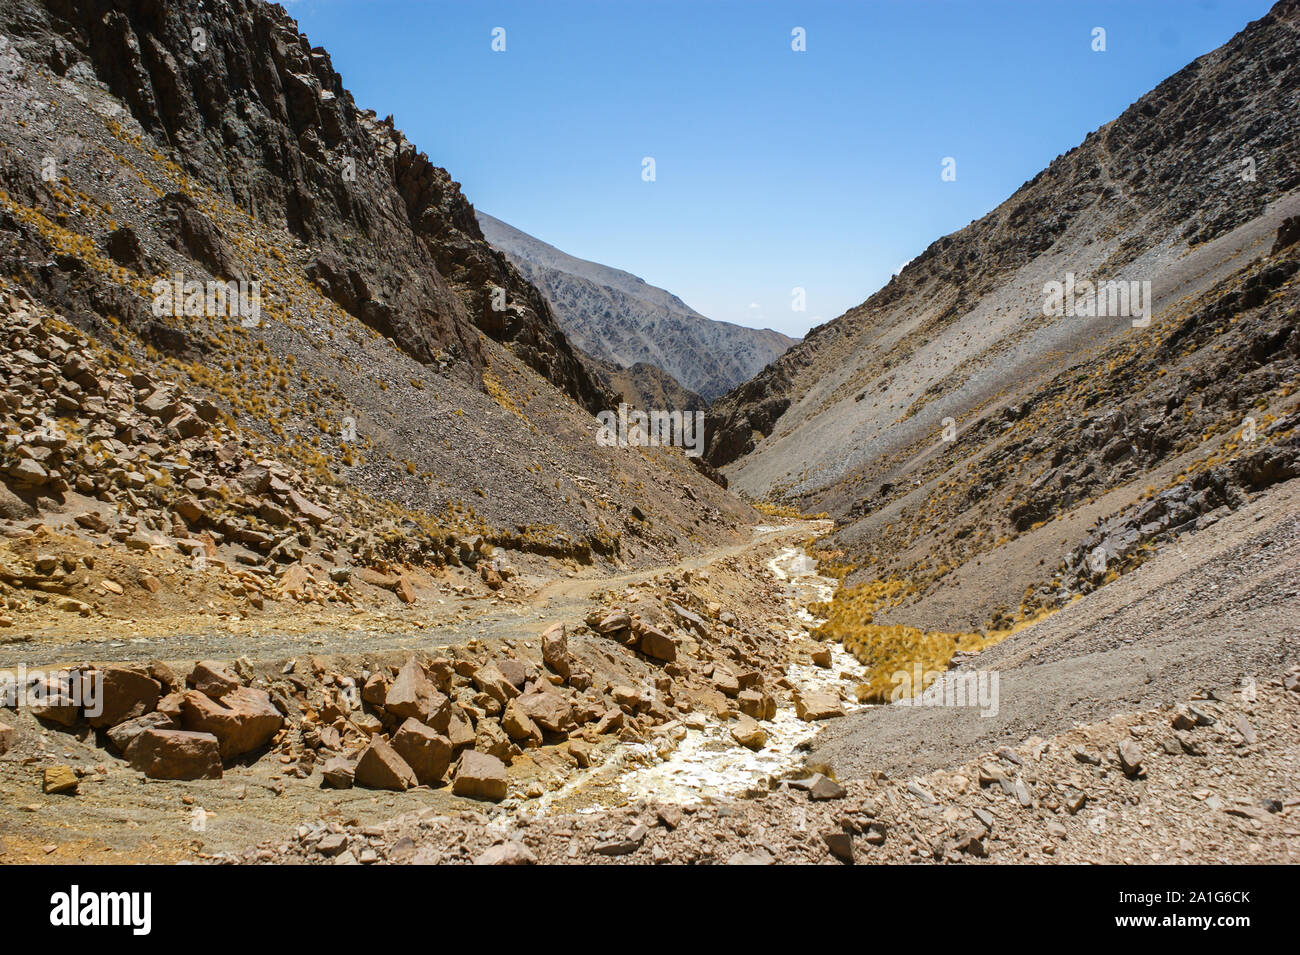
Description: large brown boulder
452,751,508,802
515,691,571,734
125,729,222,780
501,700,542,744
471,664,520,706
28,675,81,726
180,687,283,759
447,708,476,752
85,666,161,729
541,623,571,680
390,718,452,785
354,735,417,791
794,690,845,722
186,661,241,700
106,711,176,753
638,626,677,663
474,718,513,762
384,659,451,733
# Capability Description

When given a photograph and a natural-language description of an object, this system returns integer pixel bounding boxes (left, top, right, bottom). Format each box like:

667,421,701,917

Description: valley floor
2,480,1298,865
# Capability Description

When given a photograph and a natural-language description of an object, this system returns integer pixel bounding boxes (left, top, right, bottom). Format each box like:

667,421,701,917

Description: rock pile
3,658,283,780
231,668,1300,865
0,292,496,621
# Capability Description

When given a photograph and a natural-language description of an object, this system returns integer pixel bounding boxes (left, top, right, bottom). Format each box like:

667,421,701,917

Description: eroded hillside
0,0,756,641
706,0,1300,694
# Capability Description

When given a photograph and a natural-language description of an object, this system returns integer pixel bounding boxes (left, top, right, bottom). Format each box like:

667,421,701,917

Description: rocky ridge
701,1,1300,690
477,211,797,402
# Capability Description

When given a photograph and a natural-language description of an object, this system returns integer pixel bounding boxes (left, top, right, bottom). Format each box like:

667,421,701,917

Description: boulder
390,718,452,785
43,765,79,794
730,716,768,751
515,691,571,734
147,660,180,693
501,699,542,744
29,675,81,726
156,691,186,721
474,718,513,762
106,711,176,753
395,574,416,604
358,567,397,588
593,708,625,734
452,751,508,802
737,689,765,719
591,610,630,634
472,664,520,706
541,623,571,679
496,659,528,689
712,668,740,698
447,708,476,751
321,756,355,789
473,841,537,865
822,829,854,863
354,735,418,791
385,659,450,732
0,721,15,754
808,774,847,801
187,660,241,700
235,464,271,494
638,626,677,662
125,729,222,780
610,686,641,710
287,489,332,526
1118,739,1145,778
567,739,592,768
794,690,845,722
85,665,161,729
181,686,283,759
361,672,388,706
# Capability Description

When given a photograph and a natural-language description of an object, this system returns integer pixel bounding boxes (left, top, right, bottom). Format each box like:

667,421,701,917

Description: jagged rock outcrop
1,0,608,412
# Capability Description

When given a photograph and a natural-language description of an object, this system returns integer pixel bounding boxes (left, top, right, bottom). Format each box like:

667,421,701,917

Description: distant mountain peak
477,212,797,402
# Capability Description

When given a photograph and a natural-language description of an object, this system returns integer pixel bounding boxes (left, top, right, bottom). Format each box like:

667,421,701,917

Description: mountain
587,357,704,415
477,211,797,402
707,0,1300,695
0,0,757,603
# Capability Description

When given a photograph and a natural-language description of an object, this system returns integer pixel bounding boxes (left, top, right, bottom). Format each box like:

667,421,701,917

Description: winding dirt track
2,524,814,672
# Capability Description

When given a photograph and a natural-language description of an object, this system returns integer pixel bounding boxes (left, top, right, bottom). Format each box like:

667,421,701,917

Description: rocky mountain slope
705,0,1300,695
0,0,757,643
586,356,704,415
477,211,796,402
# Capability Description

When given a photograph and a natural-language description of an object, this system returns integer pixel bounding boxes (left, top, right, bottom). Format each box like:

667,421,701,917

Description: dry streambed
535,544,868,811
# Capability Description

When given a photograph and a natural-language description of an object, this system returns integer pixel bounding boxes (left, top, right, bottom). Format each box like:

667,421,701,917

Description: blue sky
282,0,1273,337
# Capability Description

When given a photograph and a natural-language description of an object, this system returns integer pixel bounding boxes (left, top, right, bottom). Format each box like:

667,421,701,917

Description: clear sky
281,0,1274,337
